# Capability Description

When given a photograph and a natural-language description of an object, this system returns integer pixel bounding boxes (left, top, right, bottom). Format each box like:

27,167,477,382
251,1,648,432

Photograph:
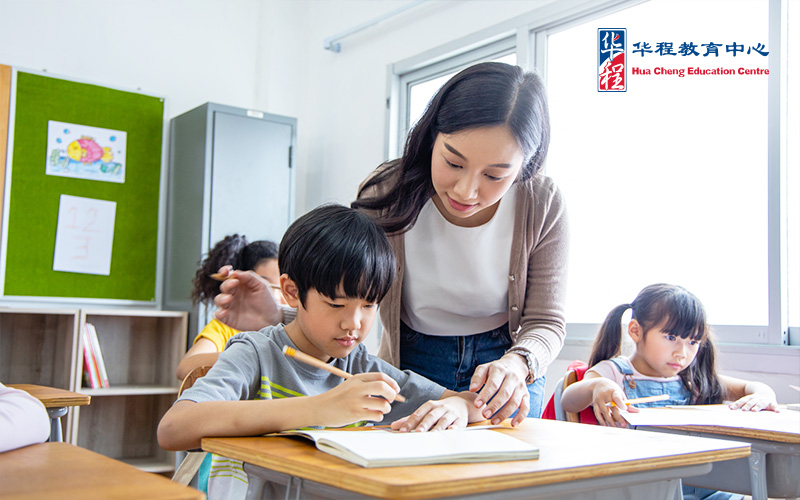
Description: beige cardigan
358,161,569,380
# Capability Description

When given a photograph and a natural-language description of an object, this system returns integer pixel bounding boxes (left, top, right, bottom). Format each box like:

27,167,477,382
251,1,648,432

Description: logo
598,29,626,92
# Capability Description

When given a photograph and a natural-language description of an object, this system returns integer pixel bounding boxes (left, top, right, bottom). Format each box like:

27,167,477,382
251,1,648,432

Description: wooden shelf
0,308,80,389
75,392,177,469
0,307,187,473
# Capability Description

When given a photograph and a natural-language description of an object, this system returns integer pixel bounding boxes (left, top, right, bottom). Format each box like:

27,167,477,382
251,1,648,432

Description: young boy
158,204,484,499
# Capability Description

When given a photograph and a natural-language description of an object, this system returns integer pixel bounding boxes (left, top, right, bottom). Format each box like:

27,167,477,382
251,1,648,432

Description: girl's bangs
657,298,707,341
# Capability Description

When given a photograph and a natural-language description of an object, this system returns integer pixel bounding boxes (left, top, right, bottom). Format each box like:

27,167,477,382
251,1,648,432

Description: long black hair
190,235,278,306
588,283,724,405
352,62,550,234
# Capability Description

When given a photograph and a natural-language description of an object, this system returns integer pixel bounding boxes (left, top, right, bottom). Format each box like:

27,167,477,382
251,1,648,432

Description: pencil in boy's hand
282,345,406,402
606,394,670,407
209,272,282,290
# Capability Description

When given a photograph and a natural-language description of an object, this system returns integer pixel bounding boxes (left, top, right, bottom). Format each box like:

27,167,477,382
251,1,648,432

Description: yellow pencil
606,394,670,407
282,345,406,402
209,272,282,290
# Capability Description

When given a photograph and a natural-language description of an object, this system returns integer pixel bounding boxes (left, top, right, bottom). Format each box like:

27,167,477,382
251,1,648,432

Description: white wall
0,0,267,118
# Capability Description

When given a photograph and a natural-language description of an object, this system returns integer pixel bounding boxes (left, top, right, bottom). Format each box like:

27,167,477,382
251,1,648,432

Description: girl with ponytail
177,235,283,381
562,283,778,430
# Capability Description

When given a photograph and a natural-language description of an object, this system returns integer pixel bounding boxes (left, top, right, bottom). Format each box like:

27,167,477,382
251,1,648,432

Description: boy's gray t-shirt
178,324,446,422
178,324,448,500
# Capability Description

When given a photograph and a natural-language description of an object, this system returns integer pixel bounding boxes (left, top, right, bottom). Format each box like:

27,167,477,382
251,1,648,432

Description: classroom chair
542,360,598,425
171,365,212,487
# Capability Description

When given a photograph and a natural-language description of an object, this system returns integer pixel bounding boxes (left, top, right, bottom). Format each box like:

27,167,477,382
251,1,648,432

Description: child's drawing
46,121,127,183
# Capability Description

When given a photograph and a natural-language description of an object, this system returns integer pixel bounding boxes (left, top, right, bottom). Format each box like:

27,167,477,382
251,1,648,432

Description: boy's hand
391,396,470,432
729,393,780,412
591,379,636,428
314,373,401,428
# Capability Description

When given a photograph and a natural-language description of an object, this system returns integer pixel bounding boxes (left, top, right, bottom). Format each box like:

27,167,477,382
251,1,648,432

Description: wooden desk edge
7,384,91,408
0,442,203,500
649,424,800,444
203,437,750,500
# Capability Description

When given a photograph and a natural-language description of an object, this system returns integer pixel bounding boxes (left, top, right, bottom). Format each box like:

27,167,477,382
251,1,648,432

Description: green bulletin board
3,71,164,301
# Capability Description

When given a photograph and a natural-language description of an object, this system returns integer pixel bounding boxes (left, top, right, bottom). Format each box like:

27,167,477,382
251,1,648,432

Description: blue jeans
399,321,545,417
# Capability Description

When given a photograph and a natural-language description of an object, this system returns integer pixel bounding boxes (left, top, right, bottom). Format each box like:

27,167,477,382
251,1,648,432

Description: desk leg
674,479,684,500
748,449,768,500
244,471,266,500
46,407,67,442
283,476,294,500
284,476,305,500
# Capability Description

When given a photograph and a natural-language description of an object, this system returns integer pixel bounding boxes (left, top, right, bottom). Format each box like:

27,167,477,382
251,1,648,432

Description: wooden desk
626,405,800,500
0,441,204,500
202,418,749,500
8,383,91,442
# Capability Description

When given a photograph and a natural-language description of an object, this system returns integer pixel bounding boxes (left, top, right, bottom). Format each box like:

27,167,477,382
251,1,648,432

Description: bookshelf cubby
0,308,80,389
0,307,187,473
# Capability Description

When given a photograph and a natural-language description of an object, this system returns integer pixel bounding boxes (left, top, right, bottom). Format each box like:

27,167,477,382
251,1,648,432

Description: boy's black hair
279,204,396,307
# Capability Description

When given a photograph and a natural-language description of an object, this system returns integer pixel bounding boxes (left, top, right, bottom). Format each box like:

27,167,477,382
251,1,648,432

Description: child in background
176,235,284,381
158,204,485,500
0,382,50,452
561,283,778,500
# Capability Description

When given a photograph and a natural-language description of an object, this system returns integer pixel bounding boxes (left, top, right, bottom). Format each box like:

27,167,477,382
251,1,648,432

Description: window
787,0,799,343
391,0,796,345
393,38,517,155
407,52,517,131
546,0,770,336
543,0,797,344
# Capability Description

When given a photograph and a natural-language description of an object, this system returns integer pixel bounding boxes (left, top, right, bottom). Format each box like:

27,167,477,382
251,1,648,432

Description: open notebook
620,404,799,433
277,428,539,468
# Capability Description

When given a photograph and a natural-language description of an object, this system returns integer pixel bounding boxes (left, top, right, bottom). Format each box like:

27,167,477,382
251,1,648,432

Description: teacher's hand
469,354,530,427
213,266,282,331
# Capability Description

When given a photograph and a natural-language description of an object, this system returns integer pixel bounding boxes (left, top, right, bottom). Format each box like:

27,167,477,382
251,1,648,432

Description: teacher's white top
401,189,516,336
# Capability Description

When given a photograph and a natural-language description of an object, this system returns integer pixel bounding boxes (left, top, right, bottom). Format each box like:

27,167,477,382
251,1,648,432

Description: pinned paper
53,195,116,275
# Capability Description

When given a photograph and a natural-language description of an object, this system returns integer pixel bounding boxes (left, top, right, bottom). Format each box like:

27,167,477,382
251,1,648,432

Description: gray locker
163,103,296,340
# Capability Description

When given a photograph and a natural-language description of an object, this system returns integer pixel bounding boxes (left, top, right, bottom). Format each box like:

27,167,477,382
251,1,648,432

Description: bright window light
545,0,770,328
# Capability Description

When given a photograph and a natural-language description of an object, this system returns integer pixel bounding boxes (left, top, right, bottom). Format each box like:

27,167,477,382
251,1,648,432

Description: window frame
387,0,795,347
389,37,517,160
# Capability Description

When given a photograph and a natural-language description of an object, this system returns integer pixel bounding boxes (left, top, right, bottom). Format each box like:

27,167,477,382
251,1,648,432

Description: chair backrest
551,376,567,421
178,365,212,397
542,360,599,425
563,370,581,423
172,365,212,486
562,361,599,425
